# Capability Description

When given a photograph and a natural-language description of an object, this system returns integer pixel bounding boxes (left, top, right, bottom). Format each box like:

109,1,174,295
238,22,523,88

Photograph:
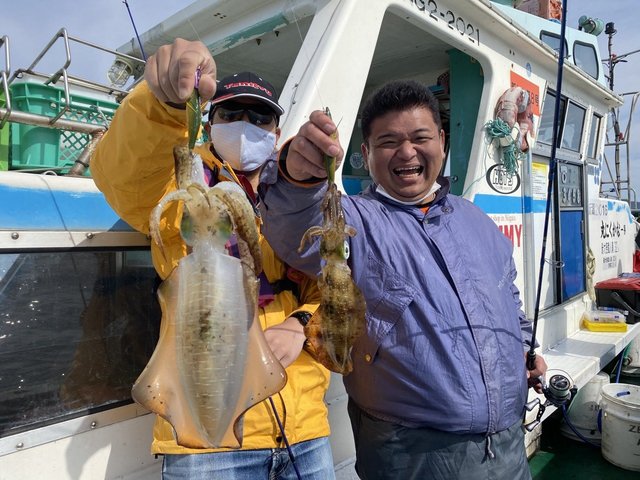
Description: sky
2,0,639,193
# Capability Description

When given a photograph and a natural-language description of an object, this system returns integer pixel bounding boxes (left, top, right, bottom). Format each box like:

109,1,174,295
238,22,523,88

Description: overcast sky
3,0,639,193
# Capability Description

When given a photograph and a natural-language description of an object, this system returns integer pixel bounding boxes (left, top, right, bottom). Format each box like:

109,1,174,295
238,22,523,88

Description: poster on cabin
509,70,542,151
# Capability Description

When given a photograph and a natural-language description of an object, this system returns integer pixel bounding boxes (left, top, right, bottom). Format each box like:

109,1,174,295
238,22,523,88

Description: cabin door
534,90,588,308
557,162,585,300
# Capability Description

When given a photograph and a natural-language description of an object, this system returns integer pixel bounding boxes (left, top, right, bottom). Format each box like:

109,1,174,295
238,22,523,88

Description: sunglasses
213,102,277,126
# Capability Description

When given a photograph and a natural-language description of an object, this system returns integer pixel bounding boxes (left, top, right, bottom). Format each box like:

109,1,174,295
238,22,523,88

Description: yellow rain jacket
91,82,330,454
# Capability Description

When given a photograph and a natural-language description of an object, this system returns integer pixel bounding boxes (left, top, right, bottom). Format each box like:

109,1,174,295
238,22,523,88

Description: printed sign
486,164,521,194
532,162,549,200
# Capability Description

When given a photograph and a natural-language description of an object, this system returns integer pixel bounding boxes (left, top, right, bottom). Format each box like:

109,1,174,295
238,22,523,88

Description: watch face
293,311,311,326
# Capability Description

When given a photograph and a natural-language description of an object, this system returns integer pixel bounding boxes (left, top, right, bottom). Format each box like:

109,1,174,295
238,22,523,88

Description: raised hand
286,110,343,181
144,38,217,104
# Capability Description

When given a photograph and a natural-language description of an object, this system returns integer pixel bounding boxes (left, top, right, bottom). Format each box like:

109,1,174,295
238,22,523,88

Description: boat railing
8,28,143,106
0,29,145,175
601,90,639,206
0,35,10,129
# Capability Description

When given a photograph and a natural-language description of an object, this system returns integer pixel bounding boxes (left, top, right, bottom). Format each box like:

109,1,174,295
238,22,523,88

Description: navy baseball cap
210,72,284,117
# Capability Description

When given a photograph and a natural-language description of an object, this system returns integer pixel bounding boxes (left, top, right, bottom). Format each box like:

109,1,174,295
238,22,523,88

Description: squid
131,145,286,449
298,108,366,375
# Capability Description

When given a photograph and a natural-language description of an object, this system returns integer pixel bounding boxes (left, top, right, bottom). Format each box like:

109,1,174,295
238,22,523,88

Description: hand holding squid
144,38,217,103
286,109,344,181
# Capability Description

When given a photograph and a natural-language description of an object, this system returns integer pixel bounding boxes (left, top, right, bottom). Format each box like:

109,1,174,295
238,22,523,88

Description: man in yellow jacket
91,38,333,480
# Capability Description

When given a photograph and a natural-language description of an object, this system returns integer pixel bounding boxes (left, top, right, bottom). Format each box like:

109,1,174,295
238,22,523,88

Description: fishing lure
186,67,202,150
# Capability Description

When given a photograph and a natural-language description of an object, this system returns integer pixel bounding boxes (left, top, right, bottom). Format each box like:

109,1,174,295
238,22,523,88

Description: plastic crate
582,319,627,332
595,275,640,324
0,81,119,174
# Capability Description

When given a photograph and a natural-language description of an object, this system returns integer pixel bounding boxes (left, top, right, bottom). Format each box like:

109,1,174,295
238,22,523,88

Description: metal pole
0,107,106,134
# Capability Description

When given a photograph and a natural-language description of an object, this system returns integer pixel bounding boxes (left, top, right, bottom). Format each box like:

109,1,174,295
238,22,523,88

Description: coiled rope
484,117,524,176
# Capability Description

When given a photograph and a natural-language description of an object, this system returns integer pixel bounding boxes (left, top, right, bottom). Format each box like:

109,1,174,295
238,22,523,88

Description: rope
586,247,596,303
463,133,496,197
484,117,523,176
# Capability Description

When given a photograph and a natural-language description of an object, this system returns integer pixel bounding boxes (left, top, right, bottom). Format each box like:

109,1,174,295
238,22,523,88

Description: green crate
1,82,119,174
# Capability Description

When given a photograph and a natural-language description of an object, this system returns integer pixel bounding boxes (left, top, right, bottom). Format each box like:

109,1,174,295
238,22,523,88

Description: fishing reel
523,370,577,432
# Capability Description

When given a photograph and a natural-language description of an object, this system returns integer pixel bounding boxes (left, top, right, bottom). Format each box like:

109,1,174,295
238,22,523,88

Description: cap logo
224,81,273,97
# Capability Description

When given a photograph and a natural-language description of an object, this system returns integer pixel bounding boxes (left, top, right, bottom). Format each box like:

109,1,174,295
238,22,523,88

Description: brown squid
298,109,366,375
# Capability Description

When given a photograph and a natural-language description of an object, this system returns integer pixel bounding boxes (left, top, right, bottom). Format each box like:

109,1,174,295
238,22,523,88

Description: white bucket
560,372,609,444
600,383,640,471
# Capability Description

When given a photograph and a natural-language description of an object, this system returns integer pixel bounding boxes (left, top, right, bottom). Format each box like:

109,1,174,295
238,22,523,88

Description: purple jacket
261,174,532,434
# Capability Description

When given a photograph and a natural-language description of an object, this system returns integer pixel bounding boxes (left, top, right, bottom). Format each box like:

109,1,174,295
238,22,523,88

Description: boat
1,0,639,478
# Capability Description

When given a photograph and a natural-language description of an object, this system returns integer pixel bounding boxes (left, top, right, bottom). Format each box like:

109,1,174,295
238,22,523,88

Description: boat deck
530,372,640,479
335,371,640,479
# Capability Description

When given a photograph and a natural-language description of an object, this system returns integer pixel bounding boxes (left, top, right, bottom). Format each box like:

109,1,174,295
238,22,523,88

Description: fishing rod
526,0,572,398
122,0,147,61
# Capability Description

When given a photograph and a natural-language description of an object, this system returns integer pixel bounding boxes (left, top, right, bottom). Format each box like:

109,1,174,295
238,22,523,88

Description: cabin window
573,41,599,80
587,112,602,159
540,31,568,58
538,92,586,154
0,249,160,438
587,113,602,158
538,91,566,146
561,102,586,151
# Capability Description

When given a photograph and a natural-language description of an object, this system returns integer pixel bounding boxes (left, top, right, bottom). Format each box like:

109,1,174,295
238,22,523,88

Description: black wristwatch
290,310,312,327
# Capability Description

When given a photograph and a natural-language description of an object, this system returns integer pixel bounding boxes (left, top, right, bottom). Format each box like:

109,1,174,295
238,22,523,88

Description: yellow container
582,319,628,332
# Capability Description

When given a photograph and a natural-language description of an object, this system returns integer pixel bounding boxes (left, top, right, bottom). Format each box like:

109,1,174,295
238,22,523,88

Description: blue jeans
161,436,335,480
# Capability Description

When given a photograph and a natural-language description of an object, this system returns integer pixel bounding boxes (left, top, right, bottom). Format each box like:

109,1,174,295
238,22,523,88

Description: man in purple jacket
260,80,547,479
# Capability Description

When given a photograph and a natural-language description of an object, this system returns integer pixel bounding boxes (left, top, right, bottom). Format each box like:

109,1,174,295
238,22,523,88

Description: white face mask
376,182,441,205
209,121,276,172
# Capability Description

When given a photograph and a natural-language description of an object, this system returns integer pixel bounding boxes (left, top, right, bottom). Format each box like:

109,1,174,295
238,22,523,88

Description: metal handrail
0,35,11,129
7,28,145,124
12,69,132,99
0,107,106,134
601,91,639,204
8,27,145,87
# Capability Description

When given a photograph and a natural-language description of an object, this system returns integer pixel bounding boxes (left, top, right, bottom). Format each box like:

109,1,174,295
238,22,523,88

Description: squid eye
342,240,350,260
180,212,195,246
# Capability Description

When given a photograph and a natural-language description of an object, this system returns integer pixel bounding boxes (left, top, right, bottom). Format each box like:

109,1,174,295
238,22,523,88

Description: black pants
348,399,531,480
